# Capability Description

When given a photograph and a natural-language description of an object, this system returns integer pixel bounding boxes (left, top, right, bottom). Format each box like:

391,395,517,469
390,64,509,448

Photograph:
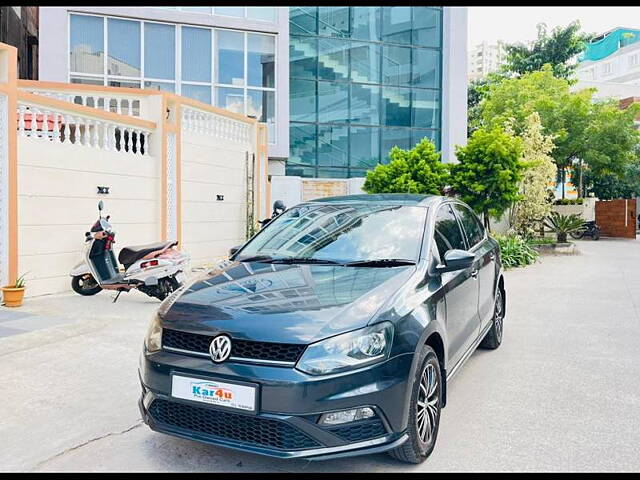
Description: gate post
0,43,18,287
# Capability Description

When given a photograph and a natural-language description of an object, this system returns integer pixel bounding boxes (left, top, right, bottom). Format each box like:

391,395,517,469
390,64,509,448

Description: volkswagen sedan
139,194,506,463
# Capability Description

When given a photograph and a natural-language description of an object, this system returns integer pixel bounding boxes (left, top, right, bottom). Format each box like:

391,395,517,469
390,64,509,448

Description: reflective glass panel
290,36,317,79
108,18,140,77
350,126,380,169
215,7,244,17
412,48,440,88
412,88,440,129
290,7,317,36
182,26,211,82
247,7,276,22
317,124,348,167
216,87,244,113
350,42,381,84
318,38,349,82
318,6,350,38
382,7,411,44
216,30,244,86
382,45,411,86
70,14,104,74
382,86,411,126
413,7,441,48
290,79,317,122
289,123,317,167
144,80,175,92
144,22,174,80
182,84,211,104
318,81,349,124
248,33,275,88
351,7,381,41
381,127,412,162
350,83,380,125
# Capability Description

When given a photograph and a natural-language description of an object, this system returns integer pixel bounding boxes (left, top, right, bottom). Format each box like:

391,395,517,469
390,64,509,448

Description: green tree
467,72,507,137
362,138,450,195
450,127,525,230
502,21,593,80
479,66,640,198
508,113,557,237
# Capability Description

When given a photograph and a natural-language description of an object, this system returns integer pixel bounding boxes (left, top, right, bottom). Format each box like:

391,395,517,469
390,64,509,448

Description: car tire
71,274,102,296
479,287,504,350
388,345,442,464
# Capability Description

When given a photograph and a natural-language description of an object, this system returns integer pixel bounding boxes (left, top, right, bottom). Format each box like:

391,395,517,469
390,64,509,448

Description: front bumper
138,348,413,460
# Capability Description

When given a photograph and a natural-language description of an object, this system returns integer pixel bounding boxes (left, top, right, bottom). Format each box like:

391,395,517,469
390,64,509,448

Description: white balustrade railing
22,89,144,118
17,101,153,156
181,106,252,144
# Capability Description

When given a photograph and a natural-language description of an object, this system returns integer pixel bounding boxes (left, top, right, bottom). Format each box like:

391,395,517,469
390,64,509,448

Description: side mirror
229,245,241,257
436,249,475,273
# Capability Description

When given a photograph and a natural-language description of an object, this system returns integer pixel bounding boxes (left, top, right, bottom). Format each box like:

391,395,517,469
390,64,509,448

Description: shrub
553,198,584,205
492,233,539,269
544,211,585,243
363,138,450,195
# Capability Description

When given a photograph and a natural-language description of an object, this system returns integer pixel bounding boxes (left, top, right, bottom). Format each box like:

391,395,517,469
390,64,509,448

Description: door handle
470,269,479,278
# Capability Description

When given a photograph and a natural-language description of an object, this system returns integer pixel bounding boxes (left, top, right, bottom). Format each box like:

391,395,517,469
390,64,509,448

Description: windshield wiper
236,254,275,263
344,258,416,267
267,257,343,265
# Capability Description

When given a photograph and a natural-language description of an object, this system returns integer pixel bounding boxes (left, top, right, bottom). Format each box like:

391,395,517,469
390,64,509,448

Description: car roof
305,193,442,206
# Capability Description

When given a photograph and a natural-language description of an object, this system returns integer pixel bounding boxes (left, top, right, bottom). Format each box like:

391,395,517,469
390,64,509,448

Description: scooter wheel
71,275,102,296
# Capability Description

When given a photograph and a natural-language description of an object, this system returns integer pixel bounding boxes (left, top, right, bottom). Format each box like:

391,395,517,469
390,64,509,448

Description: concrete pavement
1,238,640,472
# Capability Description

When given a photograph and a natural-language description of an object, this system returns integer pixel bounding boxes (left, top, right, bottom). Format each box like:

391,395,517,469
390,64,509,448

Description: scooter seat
118,241,177,268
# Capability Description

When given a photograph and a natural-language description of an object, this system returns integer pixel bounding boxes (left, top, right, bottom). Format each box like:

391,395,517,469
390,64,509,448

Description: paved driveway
2,238,640,472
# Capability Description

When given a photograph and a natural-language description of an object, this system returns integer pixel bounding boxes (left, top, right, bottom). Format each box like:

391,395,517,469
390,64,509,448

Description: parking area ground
2,237,640,472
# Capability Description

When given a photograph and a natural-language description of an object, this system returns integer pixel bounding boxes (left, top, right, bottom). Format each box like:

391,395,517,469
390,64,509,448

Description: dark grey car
139,194,506,463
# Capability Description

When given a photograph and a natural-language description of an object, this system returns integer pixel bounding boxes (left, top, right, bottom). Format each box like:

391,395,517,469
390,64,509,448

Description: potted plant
2,273,27,307
621,32,636,47
544,212,585,243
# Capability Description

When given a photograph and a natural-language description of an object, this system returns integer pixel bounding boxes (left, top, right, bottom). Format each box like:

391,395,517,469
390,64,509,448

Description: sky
468,6,640,47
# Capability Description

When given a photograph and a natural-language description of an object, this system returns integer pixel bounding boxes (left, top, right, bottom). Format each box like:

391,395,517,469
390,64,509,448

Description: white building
468,40,506,82
37,6,468,202
575,27,640,99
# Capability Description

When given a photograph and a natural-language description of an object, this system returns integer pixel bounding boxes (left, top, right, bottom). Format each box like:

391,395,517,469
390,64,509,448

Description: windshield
237,203,428,263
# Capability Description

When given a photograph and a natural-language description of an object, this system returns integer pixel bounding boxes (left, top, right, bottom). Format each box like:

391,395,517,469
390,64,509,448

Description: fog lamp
318,407,375,426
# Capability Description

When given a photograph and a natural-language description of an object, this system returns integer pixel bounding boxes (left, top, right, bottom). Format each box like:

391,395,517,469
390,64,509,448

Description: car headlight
296,322,394,375
144,313,162,353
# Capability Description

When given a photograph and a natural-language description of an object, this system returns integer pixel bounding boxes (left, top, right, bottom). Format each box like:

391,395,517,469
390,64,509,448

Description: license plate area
171,373,258,414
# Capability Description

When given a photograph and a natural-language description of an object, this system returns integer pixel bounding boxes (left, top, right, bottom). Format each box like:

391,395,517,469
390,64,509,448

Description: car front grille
327,419,388,442
162,329,306,364
148,399,321,451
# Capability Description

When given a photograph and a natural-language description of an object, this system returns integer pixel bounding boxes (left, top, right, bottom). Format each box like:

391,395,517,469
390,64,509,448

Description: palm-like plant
544,212,585,243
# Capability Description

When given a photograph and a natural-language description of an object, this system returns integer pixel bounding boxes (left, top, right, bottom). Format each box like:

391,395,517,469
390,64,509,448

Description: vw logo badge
209,335,232,363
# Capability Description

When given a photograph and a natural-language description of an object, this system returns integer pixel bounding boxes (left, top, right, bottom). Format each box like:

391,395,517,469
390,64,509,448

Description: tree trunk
561,166,566,199
484,211,491,232
578,159,583,199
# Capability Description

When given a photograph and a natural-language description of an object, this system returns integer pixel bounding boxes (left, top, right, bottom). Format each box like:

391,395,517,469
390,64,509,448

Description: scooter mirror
98,200,104,212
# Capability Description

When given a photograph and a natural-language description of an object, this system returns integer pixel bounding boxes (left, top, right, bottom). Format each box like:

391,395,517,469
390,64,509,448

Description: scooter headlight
144,313,162,353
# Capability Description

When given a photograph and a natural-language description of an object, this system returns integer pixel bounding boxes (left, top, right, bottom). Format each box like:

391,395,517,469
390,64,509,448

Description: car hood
161,261,415,344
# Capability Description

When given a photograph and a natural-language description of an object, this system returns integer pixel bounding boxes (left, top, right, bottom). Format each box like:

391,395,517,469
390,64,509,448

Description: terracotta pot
1,286,26,307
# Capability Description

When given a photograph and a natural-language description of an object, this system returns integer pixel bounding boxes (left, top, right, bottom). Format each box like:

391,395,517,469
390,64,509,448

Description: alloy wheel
416,362,439,445
494,289,504,342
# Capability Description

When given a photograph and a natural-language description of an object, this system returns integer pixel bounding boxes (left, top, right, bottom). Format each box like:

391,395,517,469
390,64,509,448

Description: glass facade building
289,6,443,178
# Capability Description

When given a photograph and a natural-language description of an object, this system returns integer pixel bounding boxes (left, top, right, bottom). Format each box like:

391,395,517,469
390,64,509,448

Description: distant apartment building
575,27,640,99
468,40,505,82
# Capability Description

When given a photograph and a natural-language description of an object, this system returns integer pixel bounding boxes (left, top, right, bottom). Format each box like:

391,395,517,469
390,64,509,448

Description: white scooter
70,201,189,302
